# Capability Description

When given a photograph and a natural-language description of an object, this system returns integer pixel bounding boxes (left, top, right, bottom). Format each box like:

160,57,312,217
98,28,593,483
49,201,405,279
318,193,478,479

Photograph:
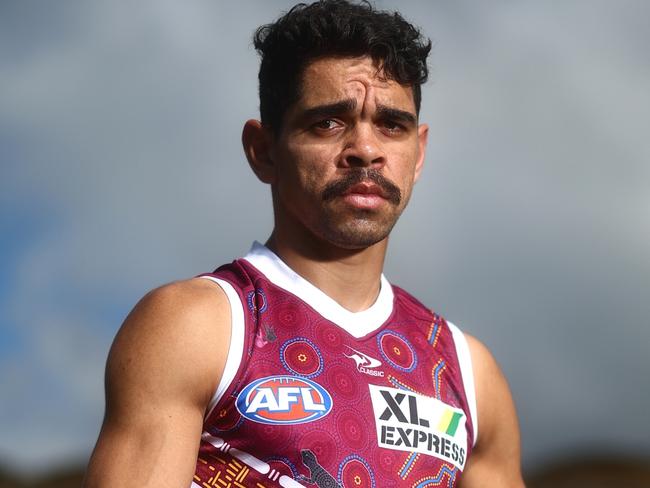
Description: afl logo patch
236,375,333,425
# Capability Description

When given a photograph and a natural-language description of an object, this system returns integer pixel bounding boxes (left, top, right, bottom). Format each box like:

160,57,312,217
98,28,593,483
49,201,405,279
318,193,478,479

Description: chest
197,286,470,487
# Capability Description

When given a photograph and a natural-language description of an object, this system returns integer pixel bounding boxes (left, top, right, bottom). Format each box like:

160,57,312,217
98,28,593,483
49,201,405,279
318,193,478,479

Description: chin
317,218,396,250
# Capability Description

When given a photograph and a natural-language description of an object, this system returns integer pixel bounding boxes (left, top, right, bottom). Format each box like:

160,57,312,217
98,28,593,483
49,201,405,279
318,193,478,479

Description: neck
266,230,388,313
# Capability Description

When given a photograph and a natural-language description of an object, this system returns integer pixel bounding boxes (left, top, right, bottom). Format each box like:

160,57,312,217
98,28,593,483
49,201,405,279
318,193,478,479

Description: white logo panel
369,384,468,471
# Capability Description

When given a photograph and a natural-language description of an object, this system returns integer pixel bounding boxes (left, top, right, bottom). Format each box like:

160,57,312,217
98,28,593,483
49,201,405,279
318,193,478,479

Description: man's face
269,56,428,250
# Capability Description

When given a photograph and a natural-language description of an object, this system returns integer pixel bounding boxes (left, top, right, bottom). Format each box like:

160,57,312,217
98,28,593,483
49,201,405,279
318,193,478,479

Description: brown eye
381,119,405,135
315,119,337,130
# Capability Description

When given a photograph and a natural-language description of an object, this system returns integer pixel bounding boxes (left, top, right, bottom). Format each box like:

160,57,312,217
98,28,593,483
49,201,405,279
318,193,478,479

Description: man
85,1,524,487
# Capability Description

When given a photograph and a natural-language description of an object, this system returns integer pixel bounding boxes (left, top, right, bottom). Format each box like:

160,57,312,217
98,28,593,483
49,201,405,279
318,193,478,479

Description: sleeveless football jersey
191,243,477,488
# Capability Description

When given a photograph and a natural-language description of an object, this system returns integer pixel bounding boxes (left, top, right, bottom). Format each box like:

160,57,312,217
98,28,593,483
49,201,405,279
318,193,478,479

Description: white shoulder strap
198,276,246,418
447,321,478,446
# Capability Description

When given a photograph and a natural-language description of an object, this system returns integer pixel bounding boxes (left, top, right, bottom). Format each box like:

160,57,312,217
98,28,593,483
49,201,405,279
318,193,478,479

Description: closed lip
343,181,388,199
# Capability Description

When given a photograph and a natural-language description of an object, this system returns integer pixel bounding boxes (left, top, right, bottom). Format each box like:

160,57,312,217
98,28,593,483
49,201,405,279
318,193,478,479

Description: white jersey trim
243,241,394,338
448,321,478,447
199,276,245,418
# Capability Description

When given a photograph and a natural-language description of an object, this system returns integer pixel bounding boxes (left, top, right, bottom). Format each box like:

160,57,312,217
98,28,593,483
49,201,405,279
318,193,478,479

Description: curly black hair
253,0,431,132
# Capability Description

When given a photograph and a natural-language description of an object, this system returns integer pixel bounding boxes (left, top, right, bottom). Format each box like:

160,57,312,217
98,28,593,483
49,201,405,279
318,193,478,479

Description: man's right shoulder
117,277,232,359
119,277,231,337
106,277,233,410
87,278,234,487
140,276,230,312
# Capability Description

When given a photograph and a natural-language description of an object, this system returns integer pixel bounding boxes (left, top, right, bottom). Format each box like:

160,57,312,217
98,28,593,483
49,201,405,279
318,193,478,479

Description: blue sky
1,0,649,476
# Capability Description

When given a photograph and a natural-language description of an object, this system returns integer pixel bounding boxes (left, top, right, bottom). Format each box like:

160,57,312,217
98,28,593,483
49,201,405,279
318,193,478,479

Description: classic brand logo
236,375,333,425
369,384,468,471
344,347,385,377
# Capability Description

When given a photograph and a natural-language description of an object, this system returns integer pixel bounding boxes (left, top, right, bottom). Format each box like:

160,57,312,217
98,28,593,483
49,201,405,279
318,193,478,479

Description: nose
340,122,386,168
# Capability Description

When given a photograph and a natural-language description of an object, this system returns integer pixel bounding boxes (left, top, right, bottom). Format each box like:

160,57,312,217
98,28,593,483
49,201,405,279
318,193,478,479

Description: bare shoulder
463,334,509,399
84,278,232,487
106,277,232,412
459,333,525,487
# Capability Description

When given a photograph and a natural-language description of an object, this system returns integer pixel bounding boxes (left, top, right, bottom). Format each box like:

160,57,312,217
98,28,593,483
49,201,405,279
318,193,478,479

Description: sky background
1,0,649,477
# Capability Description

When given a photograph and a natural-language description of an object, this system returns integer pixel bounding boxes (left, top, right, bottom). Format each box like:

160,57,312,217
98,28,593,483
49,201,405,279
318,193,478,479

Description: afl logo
236,375,333,425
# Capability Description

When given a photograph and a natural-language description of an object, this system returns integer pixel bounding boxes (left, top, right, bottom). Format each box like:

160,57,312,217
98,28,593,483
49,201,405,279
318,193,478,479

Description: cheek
391,151,420,203
274,162,319,215
285,144,337,193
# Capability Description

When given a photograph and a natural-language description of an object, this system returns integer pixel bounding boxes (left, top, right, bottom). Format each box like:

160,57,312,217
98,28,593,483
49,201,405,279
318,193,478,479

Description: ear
242,119,276,184
414,123,429,183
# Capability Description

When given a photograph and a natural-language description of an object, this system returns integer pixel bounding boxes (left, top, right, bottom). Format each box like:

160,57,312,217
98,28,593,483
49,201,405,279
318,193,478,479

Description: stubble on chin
315,204,401,249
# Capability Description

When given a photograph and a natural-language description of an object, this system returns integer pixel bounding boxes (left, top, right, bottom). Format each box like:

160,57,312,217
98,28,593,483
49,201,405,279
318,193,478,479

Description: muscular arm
84,279,231,487
459,335,526,488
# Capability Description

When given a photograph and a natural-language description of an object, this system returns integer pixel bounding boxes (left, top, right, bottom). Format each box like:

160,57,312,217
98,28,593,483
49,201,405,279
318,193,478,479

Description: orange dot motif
280,337,324,378
339,454,375,488
377,330,417,372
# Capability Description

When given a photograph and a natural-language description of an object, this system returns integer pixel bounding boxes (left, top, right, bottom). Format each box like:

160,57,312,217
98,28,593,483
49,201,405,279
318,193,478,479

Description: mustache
321,168,401,205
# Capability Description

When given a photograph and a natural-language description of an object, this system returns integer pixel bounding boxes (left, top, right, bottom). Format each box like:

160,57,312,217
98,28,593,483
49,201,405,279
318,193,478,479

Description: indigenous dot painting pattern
377,330,418,372
281,338,324,378
192,253,474,488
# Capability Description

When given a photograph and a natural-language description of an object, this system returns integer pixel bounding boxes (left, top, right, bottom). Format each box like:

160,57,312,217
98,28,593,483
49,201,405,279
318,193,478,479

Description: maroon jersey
192,243,477,488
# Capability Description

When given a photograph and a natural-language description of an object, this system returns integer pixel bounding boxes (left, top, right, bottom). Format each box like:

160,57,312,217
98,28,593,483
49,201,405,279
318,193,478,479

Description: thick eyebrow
376,104,417,126
300,99,357,120
298,98,416,126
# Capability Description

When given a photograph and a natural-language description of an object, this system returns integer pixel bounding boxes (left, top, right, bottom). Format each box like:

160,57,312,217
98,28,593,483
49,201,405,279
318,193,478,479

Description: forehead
298,56,416,112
